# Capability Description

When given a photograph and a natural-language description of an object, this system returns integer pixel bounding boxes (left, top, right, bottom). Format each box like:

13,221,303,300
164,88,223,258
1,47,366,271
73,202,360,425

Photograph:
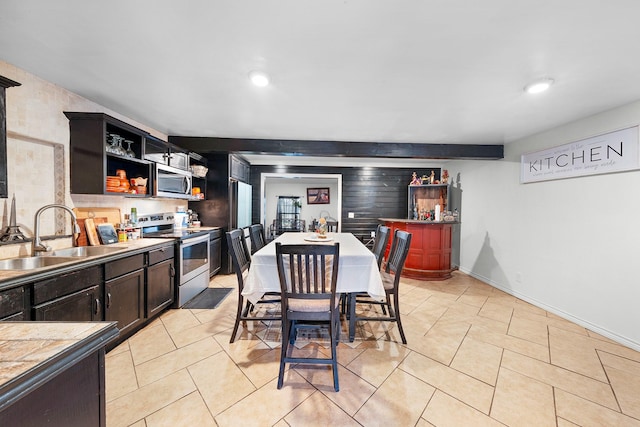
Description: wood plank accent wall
250,165,437,242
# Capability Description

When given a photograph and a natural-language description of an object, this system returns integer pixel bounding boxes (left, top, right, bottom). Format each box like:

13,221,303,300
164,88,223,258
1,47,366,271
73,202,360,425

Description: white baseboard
458,267,640,352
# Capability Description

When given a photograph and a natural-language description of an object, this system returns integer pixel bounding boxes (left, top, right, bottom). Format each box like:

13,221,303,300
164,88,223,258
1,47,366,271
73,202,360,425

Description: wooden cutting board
73,207,121,226
83,218,105,246
77,217,108,246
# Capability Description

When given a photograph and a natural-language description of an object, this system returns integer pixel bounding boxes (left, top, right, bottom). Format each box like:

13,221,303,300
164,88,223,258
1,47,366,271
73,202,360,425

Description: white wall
264,179,339,232
449,100,640,350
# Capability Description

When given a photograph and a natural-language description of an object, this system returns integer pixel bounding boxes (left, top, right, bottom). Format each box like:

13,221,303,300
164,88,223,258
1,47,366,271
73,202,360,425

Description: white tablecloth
243,232,385,304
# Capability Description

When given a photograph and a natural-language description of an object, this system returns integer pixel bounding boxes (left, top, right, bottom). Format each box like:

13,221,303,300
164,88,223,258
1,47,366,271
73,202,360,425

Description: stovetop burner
138,212,211,241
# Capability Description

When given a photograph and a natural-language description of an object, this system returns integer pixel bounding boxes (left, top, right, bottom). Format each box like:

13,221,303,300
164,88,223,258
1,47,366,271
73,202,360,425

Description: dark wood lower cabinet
146,258,175,318
33,285,102,321
1,352,102,427
105,269,144,339
32,265,103,321
209,230,222,276
0,323,118,427
0,243,177,347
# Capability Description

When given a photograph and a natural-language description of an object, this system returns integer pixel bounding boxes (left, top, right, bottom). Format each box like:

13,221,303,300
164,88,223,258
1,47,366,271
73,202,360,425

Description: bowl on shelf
191,165,208,178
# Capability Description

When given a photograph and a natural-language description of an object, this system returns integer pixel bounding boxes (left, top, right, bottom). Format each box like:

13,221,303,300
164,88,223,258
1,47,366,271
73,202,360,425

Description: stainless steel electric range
138,213,210,307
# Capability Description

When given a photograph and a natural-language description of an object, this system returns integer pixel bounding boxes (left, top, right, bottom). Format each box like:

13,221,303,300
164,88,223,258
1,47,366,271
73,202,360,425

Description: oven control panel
137,213,175,227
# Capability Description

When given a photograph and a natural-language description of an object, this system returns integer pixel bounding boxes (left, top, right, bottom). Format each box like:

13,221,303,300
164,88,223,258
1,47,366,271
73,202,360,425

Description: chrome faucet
33,204,81,255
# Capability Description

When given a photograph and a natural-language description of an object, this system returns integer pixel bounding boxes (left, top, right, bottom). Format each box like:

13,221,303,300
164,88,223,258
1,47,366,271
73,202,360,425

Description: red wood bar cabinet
381,218,456,280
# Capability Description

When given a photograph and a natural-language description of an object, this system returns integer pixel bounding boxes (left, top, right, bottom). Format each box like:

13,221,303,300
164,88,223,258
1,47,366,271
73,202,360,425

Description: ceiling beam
169,136,504,160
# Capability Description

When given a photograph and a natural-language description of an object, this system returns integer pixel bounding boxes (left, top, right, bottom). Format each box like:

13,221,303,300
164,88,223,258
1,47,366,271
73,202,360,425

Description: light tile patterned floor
105,271,640,427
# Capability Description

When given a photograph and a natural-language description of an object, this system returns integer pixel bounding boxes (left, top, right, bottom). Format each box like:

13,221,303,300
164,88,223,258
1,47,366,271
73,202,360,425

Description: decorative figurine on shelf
410,172,421,185
429,170,435,184
441,169,449,184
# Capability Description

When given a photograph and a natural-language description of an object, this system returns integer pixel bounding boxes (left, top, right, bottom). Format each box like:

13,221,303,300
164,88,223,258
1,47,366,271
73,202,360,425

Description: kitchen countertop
379,218,460,224
143,226,220,240
0,238,175,291
0,321,119,412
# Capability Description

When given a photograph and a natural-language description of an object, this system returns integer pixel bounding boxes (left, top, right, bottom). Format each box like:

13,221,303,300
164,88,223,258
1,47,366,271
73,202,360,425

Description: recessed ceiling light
524,78,554,94
249,71,270,87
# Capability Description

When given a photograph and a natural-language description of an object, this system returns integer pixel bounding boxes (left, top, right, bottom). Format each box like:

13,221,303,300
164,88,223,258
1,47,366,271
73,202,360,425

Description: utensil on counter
84,218,101,246
73,207,121,226
76,217,108,246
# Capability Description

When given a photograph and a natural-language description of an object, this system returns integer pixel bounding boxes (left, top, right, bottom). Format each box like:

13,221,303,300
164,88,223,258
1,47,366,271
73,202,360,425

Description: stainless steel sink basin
50,246,128,257
0,256,79,270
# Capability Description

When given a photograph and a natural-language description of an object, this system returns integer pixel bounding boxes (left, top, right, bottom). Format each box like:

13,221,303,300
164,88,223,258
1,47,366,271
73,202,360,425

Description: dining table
243,232,385,341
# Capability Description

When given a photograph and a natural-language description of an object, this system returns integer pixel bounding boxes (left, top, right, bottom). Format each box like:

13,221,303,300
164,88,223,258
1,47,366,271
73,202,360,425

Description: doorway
260,173,342,237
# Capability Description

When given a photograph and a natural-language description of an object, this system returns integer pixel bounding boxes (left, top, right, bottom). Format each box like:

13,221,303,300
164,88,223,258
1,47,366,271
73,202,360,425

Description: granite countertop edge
0,238,176,292
378,218,461,224
0,321,119,411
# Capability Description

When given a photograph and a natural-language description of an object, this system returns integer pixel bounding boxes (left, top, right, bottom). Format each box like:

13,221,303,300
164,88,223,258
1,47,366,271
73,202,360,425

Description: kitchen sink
0,256,79,270
50,246,128,257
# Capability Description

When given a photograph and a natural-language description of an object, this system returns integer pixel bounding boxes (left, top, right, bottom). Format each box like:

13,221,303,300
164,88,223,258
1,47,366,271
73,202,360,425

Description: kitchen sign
521,126,640,183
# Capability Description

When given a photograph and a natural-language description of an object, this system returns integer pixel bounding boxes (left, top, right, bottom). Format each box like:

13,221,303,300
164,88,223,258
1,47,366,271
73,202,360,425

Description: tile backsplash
0,60,188,260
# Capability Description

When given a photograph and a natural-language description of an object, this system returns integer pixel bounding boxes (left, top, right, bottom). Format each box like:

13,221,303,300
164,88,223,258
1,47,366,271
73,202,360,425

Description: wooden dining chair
248,223,267,254
349,229,412,344
275,242,341,391
226,229,281,343
371,224,391,270
326,220,338,232
339,224,391,316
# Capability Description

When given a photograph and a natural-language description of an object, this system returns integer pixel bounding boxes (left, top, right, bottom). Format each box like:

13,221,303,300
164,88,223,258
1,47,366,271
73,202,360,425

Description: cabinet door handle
107,292,112,308
170,265,175,278
95,298,101,316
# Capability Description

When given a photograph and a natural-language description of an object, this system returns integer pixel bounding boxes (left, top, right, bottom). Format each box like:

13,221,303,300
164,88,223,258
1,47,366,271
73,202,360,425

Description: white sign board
521,126,640,183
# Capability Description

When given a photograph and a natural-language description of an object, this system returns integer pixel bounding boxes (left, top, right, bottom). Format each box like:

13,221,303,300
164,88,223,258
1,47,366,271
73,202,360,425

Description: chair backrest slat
276,243,340,299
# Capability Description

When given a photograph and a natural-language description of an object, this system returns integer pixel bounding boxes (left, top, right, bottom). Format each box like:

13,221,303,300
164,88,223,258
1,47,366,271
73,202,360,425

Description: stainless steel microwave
154,163,192,199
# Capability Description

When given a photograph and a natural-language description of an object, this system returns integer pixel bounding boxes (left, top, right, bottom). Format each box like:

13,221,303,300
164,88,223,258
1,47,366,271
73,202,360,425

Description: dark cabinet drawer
148,245,175,265
33,266,102,305
2,311,26,321
105,254,145,280
209,228,222,239
0,287,26,320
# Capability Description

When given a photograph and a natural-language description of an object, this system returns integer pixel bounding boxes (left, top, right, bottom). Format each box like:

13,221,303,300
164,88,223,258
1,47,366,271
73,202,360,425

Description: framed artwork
307,187,330,204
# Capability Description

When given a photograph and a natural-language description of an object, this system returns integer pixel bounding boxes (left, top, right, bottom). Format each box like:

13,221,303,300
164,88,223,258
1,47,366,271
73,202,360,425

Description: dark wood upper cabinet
0,75,21,199
229,154,250,183
64,112,152,197
144,134,189,171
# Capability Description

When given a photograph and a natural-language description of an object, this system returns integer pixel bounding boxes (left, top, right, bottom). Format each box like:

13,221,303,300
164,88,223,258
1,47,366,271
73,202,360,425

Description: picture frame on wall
307,187,330,204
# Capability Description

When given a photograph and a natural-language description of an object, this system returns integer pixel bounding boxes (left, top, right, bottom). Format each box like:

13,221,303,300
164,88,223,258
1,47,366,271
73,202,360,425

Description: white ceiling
2,1,640,166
